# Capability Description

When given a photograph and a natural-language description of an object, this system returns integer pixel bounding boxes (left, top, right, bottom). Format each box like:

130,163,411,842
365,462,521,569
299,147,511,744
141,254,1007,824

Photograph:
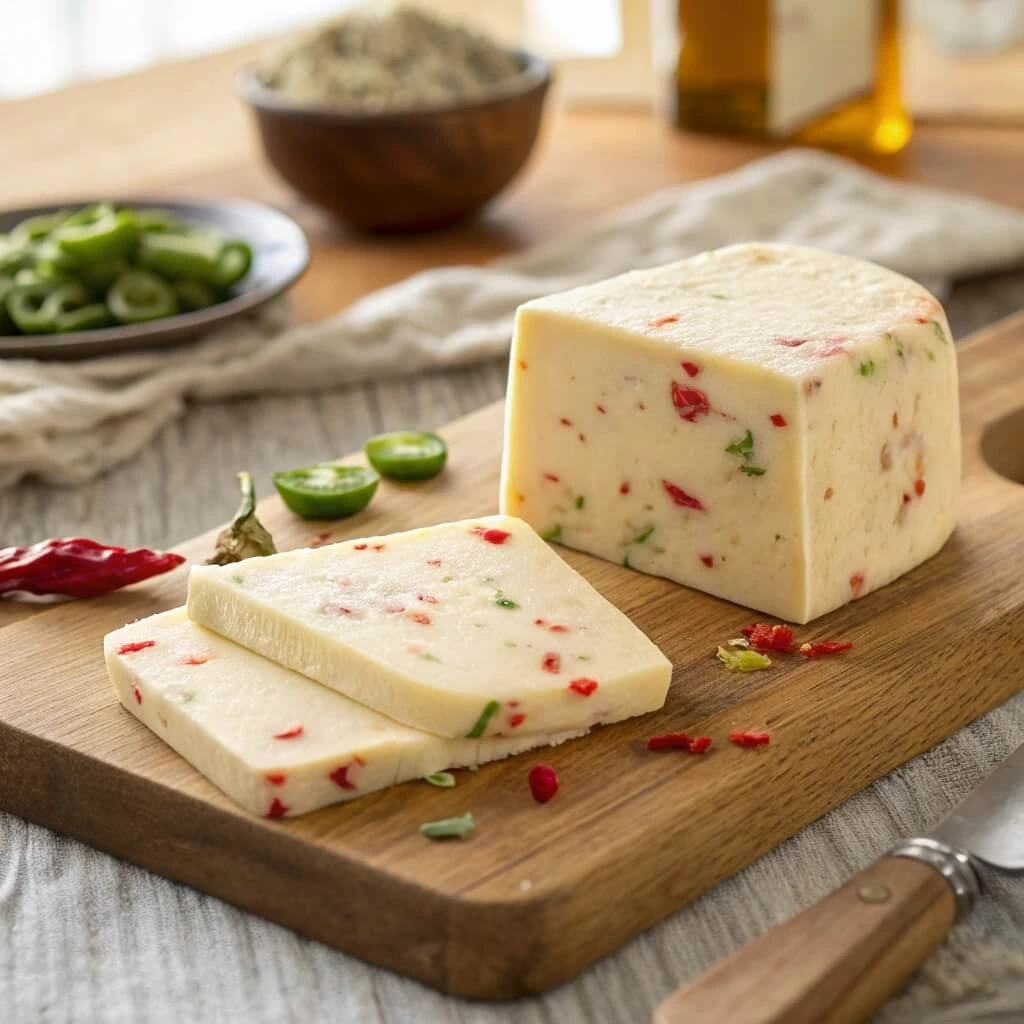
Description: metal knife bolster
888,837,981,917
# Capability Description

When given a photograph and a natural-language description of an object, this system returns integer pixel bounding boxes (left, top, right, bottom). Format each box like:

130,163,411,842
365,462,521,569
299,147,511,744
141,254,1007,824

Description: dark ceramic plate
0,197,308,359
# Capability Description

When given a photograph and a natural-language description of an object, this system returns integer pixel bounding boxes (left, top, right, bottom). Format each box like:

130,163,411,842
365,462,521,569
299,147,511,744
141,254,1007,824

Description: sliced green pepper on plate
107,270,179,324
6,282,60,334
137,231,223,280
54,209,138,262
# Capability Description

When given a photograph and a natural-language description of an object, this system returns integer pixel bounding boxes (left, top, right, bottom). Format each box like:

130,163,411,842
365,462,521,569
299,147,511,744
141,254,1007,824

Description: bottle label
768,0,880,136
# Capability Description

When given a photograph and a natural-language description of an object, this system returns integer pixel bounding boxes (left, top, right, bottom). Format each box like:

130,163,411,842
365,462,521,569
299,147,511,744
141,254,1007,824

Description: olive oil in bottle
670,0,910,154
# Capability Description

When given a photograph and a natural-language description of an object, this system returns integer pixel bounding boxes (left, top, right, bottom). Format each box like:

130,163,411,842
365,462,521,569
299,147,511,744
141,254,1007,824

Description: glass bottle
669,0,911,154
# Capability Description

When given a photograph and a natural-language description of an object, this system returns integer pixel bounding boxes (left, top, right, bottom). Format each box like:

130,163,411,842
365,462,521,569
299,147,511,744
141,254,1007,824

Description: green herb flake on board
420,812,475,840
716,646,772,672
858,360,876,377
424,771,456,788
465,700,501,738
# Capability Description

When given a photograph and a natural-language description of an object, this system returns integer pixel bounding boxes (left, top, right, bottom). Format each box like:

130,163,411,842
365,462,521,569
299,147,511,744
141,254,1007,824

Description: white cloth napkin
3,147,1024,490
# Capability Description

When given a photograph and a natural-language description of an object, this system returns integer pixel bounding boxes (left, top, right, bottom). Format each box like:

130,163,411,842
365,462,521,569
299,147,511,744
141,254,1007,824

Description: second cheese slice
187,515,671,739
106,609,586,818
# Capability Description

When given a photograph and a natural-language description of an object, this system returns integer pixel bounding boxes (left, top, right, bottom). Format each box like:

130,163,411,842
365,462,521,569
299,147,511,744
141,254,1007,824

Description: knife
654,740,1024,1024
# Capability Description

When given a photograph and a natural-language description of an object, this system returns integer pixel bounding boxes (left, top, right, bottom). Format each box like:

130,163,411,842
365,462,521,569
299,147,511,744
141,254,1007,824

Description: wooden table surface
2,41,1024,1024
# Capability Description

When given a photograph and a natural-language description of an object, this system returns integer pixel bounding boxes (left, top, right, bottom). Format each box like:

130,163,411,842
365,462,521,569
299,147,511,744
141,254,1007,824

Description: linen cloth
4,147,1024,489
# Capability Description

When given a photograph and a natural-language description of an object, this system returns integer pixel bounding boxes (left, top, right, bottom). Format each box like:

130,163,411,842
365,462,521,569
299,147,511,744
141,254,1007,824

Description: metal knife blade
929,739,1024,870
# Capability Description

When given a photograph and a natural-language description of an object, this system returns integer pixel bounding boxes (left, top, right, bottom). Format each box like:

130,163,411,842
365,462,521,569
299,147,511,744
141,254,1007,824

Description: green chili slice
211,240,253,289
272,462,380,520
364,431,448,481
133,208,185,233
174,278,218,312
6,282,59,334
9,210,68,248
137,231,223,280
54,303,113,333
54,210,138,262
420,813,475,840
107,270,179,324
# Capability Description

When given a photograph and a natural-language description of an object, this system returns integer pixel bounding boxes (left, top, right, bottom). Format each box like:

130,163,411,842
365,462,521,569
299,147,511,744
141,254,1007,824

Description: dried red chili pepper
528,764,560,803
799,640,854,658
0,538,184,601
688,736,713,754
728,731,770,747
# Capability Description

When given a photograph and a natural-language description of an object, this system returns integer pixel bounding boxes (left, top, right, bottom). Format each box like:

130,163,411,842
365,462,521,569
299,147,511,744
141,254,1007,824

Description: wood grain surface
0,316,1021,999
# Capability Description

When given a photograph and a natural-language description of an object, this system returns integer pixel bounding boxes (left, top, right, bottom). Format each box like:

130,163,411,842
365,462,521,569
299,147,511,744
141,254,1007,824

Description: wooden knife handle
653,854,961,1024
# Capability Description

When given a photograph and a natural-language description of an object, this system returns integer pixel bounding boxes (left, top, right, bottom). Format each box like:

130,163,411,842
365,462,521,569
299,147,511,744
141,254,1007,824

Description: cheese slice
105,609,586,818
187,515,671,739
500,243,960,624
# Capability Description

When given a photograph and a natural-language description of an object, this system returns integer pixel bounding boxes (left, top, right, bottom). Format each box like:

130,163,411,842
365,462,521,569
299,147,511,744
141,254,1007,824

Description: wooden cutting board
1,316,1022,1001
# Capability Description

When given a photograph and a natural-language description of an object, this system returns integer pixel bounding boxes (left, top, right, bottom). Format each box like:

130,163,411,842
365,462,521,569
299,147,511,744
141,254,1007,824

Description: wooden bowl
238,50,552,233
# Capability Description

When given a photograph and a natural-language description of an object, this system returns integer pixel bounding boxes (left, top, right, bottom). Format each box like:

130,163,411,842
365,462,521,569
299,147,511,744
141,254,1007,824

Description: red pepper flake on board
649,314,679,328
647,733,712,753
273,723,304,740
179,654,208,666
309,532,333,548
568,678,598,697
770,413,787,427
266,798,289,819
541,652,562,674
914,479,926,497
470,526,511,545
329,764,358,790
662,480,705,511
800,640,854,658
743,623,796,654
132,686,142,705
728,731,770,748
509,713,527,728
850,572,866,598
671,383,711,423
528,764,560,804
265,772,287,786
619,481,631,495
682,361,700,378
596,404,607,414
407,611,432,626
824,487,834,500
118,640,156,655
903,492,912,505
543,473,560,483
700,555,714,568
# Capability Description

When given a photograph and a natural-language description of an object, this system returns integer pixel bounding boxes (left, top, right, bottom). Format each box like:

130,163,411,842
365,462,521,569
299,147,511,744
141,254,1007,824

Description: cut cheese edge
105,609,586,818
187,515,671,739
500,243,960,623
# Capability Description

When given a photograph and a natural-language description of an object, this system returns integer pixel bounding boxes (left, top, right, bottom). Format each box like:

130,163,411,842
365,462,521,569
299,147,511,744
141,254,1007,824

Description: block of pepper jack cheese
186,515,671,739
105,609,587,818
500,243,960,624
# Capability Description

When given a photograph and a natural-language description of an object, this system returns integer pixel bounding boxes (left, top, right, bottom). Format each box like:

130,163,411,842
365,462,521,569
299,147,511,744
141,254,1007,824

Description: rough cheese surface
500,243,960,623
187,515,671,739
105,609,585,818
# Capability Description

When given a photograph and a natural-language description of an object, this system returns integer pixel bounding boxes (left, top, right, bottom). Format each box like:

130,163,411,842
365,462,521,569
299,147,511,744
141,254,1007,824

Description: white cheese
105,608,586,818
500,243,960,623
187,515,671,739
